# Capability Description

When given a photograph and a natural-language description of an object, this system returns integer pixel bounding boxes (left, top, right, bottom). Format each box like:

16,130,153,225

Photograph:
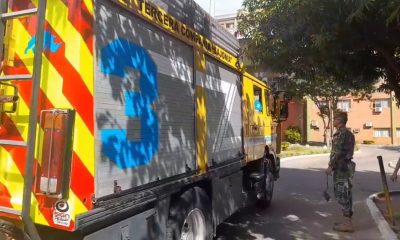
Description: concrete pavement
281,148,398,240
215,145,400,239
282,147,400,239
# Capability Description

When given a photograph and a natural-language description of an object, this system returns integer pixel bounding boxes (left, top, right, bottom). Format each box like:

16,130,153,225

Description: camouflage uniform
329,126,355,218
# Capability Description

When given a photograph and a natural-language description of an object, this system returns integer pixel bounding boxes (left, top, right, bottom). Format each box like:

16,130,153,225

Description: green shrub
285,126,302,143
363,140,374,144
282,141,290,151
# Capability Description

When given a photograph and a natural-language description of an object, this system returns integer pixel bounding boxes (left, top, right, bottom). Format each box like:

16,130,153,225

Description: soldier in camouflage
326,112,355,233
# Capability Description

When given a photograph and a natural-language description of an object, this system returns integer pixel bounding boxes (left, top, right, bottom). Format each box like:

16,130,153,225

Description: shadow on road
215,166,396,240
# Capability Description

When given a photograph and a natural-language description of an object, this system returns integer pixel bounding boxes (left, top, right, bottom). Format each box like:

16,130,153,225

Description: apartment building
284,91,400,145
215,13,244,39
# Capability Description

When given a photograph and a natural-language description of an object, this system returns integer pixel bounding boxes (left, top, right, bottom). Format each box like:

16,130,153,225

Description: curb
280,153,330,162
366,192,398,240
280,149,362,162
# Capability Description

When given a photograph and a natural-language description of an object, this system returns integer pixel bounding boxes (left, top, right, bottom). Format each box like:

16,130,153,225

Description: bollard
377,155,395,226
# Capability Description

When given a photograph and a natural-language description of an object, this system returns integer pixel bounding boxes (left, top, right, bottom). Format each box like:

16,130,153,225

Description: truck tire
0,220,30,240
257,160,274,208
166,187,212,240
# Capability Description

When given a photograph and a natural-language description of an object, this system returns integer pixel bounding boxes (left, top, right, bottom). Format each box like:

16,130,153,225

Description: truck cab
243,73,273,162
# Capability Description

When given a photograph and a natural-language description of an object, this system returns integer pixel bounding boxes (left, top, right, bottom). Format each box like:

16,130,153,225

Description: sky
193,0,244,16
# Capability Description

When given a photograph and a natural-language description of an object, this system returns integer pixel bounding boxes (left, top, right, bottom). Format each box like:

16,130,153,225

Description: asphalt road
215,145,400,240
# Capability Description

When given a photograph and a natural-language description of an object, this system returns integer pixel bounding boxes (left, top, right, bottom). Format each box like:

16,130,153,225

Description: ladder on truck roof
0,0,47,239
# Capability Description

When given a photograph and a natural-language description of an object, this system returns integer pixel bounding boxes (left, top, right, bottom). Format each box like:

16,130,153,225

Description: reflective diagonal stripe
12,52,95,178
31,0,94,95
12,7,94,135
0,150,23,210
0,181,20,220
69,188,89,217
0,133,49,226
9,52,93,211
83,0,94,16
64,0,94,53
70,152,94,210
73,119,95,176
3,30,92,228
40,56,95,175
11,2,95,175
0,182,13,208
2,0,95,230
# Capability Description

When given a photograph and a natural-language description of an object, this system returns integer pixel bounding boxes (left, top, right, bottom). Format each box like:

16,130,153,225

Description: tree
282,75,374,145
349,0,400,26
347,0,400,98
288,77,348,145
238,0,400,104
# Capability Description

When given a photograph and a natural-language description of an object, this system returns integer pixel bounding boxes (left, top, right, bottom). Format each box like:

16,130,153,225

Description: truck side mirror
272,96,280,120
272,96,289,122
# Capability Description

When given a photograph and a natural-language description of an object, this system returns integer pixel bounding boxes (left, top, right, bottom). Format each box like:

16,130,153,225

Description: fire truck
0,0,288,239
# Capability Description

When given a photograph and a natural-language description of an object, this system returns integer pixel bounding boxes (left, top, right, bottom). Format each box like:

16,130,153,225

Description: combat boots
333,216,354,232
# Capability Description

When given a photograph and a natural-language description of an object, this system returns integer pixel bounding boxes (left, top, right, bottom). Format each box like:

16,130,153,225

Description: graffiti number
100,38,159,169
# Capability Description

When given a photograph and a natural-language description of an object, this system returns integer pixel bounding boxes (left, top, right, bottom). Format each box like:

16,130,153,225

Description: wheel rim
180,208,207,240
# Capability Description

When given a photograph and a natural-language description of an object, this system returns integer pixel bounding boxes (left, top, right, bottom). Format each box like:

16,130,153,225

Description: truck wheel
0,220,30,240
257,161,274,208
166,187,212,240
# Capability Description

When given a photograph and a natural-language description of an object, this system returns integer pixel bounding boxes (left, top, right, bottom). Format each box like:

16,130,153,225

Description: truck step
0,8,37,20
0,75,32,81
0,140,27,147
0,206,21,216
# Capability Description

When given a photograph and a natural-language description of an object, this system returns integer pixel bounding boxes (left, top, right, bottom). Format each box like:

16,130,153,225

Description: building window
397,128,400,137
337,100,351,112
373,99,390,108
316,100,327,106
374,128,391,137
226,23,234,29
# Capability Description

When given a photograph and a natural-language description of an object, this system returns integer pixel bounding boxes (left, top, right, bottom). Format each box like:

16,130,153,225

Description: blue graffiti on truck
100,38,159,169
24,31,62,54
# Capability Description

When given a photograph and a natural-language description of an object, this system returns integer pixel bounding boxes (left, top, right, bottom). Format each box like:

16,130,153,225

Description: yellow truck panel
243,72,273,162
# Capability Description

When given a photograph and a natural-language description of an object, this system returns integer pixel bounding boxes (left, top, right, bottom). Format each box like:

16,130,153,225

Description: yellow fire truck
0,0,288,239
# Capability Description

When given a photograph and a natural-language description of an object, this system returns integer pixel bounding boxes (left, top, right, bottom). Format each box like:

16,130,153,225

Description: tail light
38,109,75,198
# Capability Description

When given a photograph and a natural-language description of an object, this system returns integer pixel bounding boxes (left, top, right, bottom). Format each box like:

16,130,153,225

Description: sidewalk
325,198,385,240
362,157,399,240
280,151,391,240
367,191,400,240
